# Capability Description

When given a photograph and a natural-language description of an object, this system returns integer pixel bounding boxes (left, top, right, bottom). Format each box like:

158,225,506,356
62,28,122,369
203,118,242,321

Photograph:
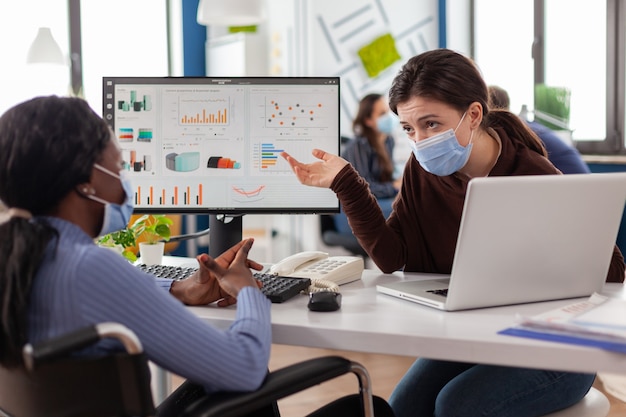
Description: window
0,0,69,115
542,0,608,148
0,0,170,117
473,0,534,117
79,0,169,114
474,0,625,155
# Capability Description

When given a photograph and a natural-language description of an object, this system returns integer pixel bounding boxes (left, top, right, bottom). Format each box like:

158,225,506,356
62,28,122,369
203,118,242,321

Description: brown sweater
332,127,625,283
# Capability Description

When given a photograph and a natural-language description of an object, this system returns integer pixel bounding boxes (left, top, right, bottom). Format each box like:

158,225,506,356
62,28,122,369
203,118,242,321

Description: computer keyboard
136,264,311,303
138,264,199,281
427,288,449,297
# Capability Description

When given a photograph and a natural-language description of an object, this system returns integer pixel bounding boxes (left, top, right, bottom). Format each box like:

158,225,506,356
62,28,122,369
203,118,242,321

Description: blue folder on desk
498,327,626,354
499,293,626,354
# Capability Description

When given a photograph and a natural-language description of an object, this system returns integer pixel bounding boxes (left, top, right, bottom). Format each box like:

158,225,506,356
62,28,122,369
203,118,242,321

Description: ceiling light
197,0,265,26
26,27,64,65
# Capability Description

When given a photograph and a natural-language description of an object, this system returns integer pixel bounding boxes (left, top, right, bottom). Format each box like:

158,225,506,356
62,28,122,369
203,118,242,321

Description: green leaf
122,249,138,262
155,224,171,241
98,228,137,249
130,214,173,244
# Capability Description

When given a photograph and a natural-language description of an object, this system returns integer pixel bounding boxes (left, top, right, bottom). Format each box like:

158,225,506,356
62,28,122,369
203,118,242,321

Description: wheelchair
0,322,394,417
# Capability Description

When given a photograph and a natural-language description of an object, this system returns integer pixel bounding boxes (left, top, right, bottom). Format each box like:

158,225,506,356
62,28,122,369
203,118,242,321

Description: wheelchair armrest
182,355,374,417
23,322,143,370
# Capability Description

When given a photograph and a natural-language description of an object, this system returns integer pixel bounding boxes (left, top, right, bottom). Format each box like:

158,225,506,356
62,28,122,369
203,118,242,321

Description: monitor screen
102,76,341,256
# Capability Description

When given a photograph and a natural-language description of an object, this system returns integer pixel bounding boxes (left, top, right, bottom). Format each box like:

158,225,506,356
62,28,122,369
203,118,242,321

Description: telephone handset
269,251,364,293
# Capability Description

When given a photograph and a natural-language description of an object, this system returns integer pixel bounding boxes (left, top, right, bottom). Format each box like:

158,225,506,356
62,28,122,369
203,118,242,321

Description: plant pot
139,242,165,265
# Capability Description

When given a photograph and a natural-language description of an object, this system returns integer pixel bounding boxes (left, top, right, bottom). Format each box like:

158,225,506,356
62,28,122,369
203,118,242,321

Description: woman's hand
170,238,262,307
281,149,349,188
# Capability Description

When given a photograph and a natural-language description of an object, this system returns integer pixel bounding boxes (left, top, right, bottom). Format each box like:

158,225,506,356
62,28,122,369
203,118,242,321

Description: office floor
171,344,626,416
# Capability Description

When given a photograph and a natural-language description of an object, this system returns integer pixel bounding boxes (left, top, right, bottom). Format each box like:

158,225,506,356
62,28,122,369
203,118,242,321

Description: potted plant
96,228,138,262
130,214,173,265
534,84,572,143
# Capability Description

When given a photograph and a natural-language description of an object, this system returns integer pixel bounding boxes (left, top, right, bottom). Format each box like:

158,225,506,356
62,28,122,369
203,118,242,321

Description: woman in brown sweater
282,49,624,417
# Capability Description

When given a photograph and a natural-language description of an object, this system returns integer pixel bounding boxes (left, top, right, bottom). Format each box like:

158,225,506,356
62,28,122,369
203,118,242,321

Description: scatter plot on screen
265,95,332,128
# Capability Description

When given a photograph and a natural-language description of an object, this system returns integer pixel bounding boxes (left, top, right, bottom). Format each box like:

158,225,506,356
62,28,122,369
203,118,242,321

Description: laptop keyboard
136,264,311,303
427,288,449,297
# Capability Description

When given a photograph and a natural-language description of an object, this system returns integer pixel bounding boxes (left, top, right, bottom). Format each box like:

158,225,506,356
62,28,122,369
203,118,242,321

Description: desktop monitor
102,76,340,257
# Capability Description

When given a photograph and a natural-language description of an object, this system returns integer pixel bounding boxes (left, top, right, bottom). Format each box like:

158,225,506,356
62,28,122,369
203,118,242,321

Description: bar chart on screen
134,184,204,206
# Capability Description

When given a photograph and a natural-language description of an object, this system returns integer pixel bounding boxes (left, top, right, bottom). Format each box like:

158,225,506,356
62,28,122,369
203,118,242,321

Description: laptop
376,173,626,311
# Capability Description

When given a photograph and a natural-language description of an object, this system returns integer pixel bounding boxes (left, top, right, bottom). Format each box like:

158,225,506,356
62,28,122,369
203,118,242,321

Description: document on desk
499,293,626,353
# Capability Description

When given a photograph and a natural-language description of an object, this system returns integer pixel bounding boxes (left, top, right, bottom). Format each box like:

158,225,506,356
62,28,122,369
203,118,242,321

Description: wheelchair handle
23,322,143,371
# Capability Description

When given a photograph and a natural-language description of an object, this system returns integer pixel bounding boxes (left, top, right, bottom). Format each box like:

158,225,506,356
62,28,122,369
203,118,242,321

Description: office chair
542,386,610,417
0,323,394,417
324,135,369,257
319,214,368,259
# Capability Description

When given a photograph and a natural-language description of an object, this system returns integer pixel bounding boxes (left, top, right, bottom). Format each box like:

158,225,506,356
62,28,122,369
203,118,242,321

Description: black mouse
307,291,342,312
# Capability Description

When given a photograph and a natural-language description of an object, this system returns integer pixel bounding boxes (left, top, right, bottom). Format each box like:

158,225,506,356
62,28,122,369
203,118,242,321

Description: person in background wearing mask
344,93,402,203
334,94,402,235
0,96,275,417
282,49,624,417
488,85,591,174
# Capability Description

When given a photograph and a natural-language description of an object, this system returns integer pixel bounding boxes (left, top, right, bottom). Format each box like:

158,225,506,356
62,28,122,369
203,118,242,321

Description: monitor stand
208,214,243,259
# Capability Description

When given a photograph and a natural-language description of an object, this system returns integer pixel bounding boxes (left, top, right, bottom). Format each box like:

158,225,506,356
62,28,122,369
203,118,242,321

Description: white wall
266,0,439,137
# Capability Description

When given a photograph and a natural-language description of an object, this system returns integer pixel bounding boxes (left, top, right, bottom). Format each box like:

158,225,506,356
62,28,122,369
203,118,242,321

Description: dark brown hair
488,85,510,110
0,96,112,367
389,49,546,157
352,93,393,182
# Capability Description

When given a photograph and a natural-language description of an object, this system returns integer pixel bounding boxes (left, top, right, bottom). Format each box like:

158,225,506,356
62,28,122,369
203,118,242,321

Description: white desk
182,259,626,375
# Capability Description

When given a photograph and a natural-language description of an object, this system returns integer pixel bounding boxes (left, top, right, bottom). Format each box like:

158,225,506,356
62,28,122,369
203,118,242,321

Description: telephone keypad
302,259,348,274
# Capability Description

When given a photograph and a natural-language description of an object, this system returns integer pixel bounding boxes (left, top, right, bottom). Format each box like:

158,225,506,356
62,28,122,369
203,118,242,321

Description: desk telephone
269,251,364,292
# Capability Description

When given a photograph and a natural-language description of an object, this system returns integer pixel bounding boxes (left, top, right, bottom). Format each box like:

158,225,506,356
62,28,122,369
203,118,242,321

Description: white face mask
409,111,473,176
376,112,399,135
87,164,135,236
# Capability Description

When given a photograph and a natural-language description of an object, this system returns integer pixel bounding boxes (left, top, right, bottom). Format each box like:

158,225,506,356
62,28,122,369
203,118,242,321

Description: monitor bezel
102,76,341,216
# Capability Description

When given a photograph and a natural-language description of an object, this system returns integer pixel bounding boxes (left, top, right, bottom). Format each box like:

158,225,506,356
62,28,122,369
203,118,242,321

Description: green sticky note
358,33,401,78
229,25,258,33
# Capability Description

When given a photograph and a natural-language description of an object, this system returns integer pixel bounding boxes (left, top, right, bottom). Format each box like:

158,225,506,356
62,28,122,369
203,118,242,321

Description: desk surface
166,257,626,375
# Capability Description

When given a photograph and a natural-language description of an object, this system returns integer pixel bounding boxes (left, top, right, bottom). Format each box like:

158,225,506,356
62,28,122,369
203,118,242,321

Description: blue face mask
376,112,399,135
88,164,135,237
409,112,473,176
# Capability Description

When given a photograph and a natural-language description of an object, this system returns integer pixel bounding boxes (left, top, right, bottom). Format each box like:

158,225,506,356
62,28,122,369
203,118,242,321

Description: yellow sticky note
358,33,401,78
